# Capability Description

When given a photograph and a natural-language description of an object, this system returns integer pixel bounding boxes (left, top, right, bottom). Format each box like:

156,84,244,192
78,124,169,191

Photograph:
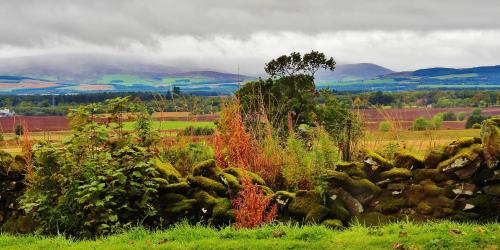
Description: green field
122,120,215,131
430,73,479,80
1,221,498,250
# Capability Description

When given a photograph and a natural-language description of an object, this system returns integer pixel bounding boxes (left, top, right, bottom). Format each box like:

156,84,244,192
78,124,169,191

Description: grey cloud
1,0,500,47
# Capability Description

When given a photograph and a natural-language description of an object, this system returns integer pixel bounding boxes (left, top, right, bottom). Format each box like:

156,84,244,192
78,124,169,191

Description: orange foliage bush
213,99,282,183
232,177,277,229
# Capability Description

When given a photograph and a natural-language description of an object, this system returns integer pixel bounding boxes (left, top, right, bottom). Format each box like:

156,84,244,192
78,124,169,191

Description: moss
387,183,405,191
161,182,191,194
0,215,35,234
223,167,266,186
322,170,381,197
219,172,241,190
212,198,232,219
187,175,227,195
394,150,424,169
192,190,218,205
375,197,407,213
416,201,433,215
336,162,367,178
482,184,500,196
193,159,222,179
154,177,169,187
424,145,447,168
326,198,351,221
165,199,197,215
481,117,500,167
421,180,445,196
413,169,448,182
444,137,482,155
363,150,394,171
258,185,274,196
355,212,392,226
151,158,181,183
286,190,330,222
437,144,482,173
161,193,187,203
379,168,412,180
322,219,344,229
305,206,331,222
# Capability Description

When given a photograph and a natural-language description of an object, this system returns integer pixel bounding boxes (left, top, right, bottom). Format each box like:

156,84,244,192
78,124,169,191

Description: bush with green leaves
20,97,165,237
441,112,457,121
411,117,432,131
178,126,214,136
465,108,488,129
160,141,214,176
281,127,340,190
457,112,467,121
378,121,392,132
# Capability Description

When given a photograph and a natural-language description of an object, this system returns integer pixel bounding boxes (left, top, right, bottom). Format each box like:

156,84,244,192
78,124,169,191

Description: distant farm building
0,109,15,117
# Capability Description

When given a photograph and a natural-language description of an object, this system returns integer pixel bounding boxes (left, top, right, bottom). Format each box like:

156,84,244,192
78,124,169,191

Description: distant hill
316,63,394,82
318,65,500,92
0,54,499,94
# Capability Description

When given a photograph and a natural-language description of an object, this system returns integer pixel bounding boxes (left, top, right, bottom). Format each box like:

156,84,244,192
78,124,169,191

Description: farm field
123,120,215,130
360,129,481,156
1,221,498,250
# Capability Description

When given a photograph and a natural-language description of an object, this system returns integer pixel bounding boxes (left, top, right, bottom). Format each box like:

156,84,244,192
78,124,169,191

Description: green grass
122,120,215,131
0,221,498,249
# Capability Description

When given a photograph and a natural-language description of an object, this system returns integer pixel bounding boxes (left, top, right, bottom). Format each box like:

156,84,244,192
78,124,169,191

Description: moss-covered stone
164,199,197,216
326,196,351,221
161,193,187,203
375,197,407,213
0,215,35,234
363,150,394,172
437,144,482,173
151,158,181,183
212,198,232,219
193,159,222,179
424,145,447,168
218,172,242,192
482,184,500,196
161,182,191,194
336,162,367,178
223,167,266,186
379,168,412,180
322,219,344,229
444,137,482,156
355,212,392,226
394,150,424,169
286,190,331,222
481,117,500,168
413,169,448,183
321,170,381,197
187,175,227,195
416,201,433,215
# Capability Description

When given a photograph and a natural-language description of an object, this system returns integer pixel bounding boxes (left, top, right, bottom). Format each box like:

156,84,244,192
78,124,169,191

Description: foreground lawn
1,221,498,250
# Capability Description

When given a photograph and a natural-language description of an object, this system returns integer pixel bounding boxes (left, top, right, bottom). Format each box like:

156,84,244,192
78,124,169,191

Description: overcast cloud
1,0,500,73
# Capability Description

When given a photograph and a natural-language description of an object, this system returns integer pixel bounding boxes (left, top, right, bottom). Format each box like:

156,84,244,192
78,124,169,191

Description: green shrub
457,112,467,121
431,114,443,130
472,123,482,129
441,112,457,121
179,126,214,136
161,141,214,176
411,117,432,131
378,121,392,132
20,97,165,237
465,109,488,129
15,124,23,136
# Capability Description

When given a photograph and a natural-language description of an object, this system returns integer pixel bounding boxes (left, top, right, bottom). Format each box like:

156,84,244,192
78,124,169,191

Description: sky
1,0,500,74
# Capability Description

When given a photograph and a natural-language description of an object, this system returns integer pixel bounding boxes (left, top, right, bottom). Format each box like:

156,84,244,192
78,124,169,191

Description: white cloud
2,30,500,74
